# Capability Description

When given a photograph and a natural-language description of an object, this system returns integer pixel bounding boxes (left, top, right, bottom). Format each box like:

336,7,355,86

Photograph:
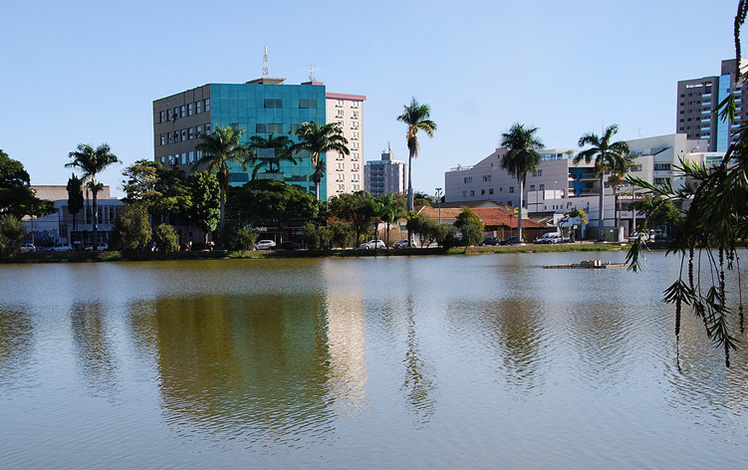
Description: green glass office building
153,78,327,199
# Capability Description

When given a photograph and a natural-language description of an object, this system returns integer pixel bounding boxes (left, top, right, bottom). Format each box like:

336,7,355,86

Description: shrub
0,214,25,260
154,224,179,253
224,225,258,253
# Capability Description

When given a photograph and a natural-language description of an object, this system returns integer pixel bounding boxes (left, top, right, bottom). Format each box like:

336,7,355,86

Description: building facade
154,78,365,201
325,92,366,198
444,134,718,238
364,145,407,197
677,59,747,152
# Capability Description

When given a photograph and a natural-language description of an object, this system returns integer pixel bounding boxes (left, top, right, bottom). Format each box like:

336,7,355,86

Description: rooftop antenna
308,63,317,82
263,44,269,77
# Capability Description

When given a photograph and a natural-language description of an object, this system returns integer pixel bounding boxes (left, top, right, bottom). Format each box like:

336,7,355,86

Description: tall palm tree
248,134,296,179
291,121,349,200
500,123,544,243
397,98,437,212
194,125,252,246
574,124,630,241
65,143,120,246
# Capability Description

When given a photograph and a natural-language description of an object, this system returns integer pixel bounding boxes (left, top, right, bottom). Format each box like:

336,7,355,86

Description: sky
1,0,741,198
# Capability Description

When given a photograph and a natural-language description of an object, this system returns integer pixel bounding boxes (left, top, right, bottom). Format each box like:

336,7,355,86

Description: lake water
0,252,746,469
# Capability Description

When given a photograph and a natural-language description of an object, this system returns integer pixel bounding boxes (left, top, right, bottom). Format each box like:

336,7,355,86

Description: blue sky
1,0,740,197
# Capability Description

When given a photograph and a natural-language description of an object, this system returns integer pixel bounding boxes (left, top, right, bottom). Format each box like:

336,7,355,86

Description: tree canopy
0,149,53,218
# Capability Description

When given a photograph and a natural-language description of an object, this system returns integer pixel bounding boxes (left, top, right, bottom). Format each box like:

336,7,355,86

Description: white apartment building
444,134,719,239
364,145,407,196
326,92,366,198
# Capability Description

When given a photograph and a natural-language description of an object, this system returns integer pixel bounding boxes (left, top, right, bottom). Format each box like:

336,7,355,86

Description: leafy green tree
187,170,220,244
153,224,179,253
373,194,405,246
329,219,354,248
435,222,459,249
302,221,332,250
66,173,84,231
194,125,252,246
231,179,318,242
224,224,258,254
328,191,375,247
1,149,53,218
65,143,121,245
248,134,297,179
291,121,350,200
0,214,25,260
574,125,630,241
110,203,152,251
397,98,437,212
454,207,485,253
628,195,682,235
500,123,544,243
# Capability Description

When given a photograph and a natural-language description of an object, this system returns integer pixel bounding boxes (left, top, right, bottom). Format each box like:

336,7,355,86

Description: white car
534,233,563,244
19,243,36,253
49,243,73,252
361,240,386,250
254,240,276,250
84,243,108,251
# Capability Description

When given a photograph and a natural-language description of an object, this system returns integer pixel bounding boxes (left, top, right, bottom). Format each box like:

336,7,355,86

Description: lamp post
553,180,557,199
435,187,443,223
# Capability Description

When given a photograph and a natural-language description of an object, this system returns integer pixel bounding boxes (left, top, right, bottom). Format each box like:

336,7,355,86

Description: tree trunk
598,173,605,241
218,184,226,249
407,148,414,244
517,177,524,242
92,184,99,247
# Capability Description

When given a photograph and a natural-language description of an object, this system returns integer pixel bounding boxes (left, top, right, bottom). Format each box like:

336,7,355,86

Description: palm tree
500,124,544,243
291,121,349,200
194,125,252,247
372,194,406,247
606,154,634,232
248,134,296,179
65,143,120,246
574,124,630,241
397,98,437,212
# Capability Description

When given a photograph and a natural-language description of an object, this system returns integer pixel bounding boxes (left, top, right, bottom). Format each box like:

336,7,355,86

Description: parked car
84,243,108,251
278,241,300,250
254,240,276,250
534,233,563,244
500,236,522,245
393,239,416,249
361,240,386,250
19,243,36,253
49,243,73,252
481,237,501,246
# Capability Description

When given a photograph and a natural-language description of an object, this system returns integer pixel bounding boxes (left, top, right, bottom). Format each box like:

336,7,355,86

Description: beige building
325,92,366,198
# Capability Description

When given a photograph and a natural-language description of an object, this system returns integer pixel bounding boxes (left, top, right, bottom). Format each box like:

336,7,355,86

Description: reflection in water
149,293,335,447
402,302,436,425
70,301,121,397
490,299,543,392
0,308,35,387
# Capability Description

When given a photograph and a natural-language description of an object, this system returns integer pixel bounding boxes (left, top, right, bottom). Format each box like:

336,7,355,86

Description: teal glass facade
716,75,731,152
208,82,327,199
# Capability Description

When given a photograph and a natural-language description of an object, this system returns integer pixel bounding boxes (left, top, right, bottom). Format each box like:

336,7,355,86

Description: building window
160,134,165,146
205,123,211,134
654,163,671,171
509,186,515,193
352,131,360,140
180,105,185,118
481,189,486,195
167,133,173,144
352,163,360,170
351,121,359,129
264,98,283,108
464,176,473,183
189,151,194,163
654,177,669,186
160,156,165,163
181,129,187,141
539,184,545,190
159,111,164,123
483,174,491,182
336,109,344,118
181,153,187,164
351,152,359,161
351,111,359,119
532,169,543,177
470,190,475,196
530,185,535,191
197,124,203,136
299,99,317,109
204,99,210,111
196,100,202,114
337,184,345,191
188,103,193,116
173,107,178,120
173,131,179,142
462,191,467,197
256,123,283,133
188,127,194,140
489,188,494,195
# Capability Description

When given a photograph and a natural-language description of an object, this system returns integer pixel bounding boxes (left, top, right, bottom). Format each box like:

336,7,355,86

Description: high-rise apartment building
325,92,366,197
677,59,747,152
364,145,407,197
153,78,365,201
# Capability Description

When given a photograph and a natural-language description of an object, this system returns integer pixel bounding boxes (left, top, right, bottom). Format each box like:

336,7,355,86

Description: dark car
481,237,501,246
500,236,522,245
278,241,300,250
